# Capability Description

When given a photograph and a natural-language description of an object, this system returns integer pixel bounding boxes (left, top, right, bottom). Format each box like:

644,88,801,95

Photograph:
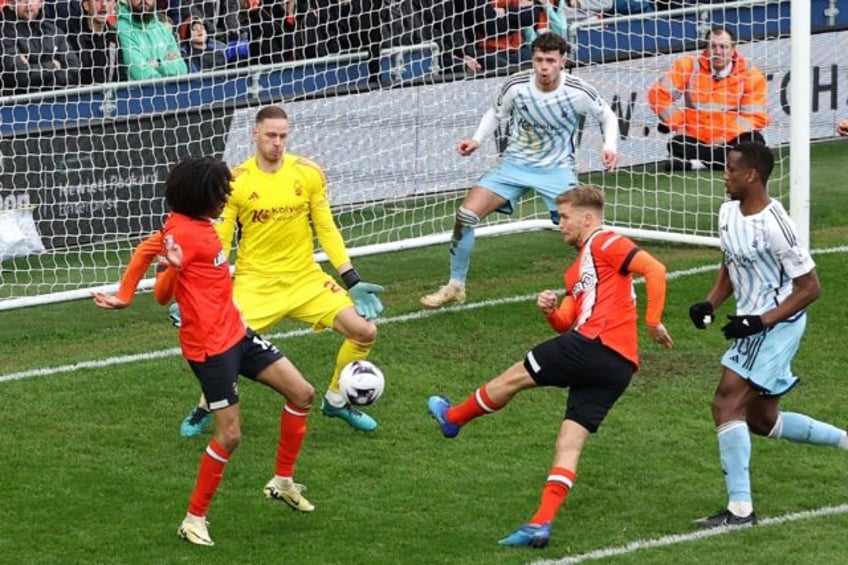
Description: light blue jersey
719,199,815,316
473,72,618,170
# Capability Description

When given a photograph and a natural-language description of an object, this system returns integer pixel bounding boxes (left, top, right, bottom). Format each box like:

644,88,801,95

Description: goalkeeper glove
168,302,182,328
721,315,764,340
341,269,384,321
348,282,384,320
688,301,714,329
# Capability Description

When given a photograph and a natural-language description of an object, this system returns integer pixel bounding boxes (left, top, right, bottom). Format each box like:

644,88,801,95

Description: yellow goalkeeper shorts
233,267,354,334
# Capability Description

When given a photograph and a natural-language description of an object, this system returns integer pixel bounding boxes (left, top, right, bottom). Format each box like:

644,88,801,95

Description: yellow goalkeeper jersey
216,154,349,278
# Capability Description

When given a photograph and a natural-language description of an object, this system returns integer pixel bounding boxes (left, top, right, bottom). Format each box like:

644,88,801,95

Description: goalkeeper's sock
276,402,310,477
328,338,374,394
529,467,576,525
188,438,230,517
717,420,752,507
448,386,502,426
449,224,476,283
768,411,845,448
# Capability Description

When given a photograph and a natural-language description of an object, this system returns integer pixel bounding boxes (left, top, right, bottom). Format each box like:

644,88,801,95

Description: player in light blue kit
420,32,620,309
688,142,848,528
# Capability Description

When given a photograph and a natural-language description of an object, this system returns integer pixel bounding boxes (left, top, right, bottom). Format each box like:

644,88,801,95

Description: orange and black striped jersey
546,229,667,369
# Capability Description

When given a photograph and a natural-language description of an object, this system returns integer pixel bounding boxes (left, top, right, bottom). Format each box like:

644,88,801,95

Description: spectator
648,27,769,171
472,0,547,74
837,118,848,136
1,0,81,95
182,0,241,41
178,14,228,71
244,0,303,65
116,0,188,80
440,0,541,76
67,0,124,84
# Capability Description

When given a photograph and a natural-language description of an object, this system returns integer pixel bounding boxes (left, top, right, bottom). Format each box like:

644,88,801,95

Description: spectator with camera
648,27,769,171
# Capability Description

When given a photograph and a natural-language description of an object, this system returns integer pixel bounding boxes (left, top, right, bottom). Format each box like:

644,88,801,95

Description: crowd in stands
1,0,727,95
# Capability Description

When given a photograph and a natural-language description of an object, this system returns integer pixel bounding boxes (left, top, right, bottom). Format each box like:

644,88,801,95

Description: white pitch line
2,245,845,385
0,263,721,384
529,503,848,565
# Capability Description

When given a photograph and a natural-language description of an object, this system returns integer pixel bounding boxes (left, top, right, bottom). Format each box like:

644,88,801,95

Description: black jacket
1,7,81,95
66,17,124,85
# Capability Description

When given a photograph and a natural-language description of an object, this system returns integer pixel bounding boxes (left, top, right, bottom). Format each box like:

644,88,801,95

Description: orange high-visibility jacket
647,49,770,144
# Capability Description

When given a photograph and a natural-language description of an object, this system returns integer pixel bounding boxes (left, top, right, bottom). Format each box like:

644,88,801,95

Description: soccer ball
338,360,385,406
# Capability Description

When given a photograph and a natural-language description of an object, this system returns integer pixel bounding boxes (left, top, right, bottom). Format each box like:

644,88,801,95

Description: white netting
0,0,841,309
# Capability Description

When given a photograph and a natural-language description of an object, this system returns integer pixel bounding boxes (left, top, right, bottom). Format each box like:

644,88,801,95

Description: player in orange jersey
427,185,673,548
156,156,316,547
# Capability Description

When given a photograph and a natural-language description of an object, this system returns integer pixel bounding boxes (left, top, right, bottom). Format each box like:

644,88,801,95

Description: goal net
0,0,832,310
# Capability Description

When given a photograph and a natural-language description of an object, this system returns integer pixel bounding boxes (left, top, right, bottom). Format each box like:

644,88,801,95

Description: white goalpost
0,0,828,311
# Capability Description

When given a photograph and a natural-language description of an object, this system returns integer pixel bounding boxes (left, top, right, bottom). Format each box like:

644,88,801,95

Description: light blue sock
449,225,475,283
717,420,752,504
770,412,845,447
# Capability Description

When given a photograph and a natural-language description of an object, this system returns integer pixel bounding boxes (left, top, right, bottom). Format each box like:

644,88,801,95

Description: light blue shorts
478,160,578,223
721,313,806,397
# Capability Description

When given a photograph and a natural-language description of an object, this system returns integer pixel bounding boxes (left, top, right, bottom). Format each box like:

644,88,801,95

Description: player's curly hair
730,141,774,184
531,31,571,55
164,156,233,219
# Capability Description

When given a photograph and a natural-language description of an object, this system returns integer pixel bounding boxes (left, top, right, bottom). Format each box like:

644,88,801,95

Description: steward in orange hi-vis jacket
647,27,769,171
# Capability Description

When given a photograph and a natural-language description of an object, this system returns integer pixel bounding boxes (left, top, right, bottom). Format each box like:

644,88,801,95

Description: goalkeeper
94,105,384,435
688,142,848,529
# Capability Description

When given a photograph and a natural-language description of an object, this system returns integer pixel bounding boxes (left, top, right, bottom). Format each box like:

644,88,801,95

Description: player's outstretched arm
92,232,164,310
340,266,384,321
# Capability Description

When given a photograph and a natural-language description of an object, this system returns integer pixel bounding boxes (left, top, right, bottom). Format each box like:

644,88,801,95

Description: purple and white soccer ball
339,360,385,406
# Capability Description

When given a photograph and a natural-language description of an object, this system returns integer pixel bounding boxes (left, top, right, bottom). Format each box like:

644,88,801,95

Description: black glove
721,315,764,339
688,301,714,329
657,122,670,134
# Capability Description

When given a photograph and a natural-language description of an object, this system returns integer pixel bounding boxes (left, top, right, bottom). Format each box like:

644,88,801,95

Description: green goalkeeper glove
348,282,384,320
341,268,384,321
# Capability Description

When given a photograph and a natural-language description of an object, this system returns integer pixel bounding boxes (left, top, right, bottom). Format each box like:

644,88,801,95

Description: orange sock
447,386,502,426
529,467,576,525
275,402,310,477
188,439,230,517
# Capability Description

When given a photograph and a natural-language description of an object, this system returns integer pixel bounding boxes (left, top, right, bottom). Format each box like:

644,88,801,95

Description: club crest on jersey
293,181,303,197
572,272,597,296
214,250,227,267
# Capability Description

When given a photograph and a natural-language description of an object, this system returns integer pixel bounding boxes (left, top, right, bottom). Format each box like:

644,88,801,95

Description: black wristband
341,268,361,289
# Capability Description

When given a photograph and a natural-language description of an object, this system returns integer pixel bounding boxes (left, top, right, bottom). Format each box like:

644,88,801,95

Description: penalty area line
2,245,845,385
0,263,720,385
528,503,848,565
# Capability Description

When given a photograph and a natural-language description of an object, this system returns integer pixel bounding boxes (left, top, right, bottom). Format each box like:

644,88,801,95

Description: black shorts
523,331,635,433
187,329,283,412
